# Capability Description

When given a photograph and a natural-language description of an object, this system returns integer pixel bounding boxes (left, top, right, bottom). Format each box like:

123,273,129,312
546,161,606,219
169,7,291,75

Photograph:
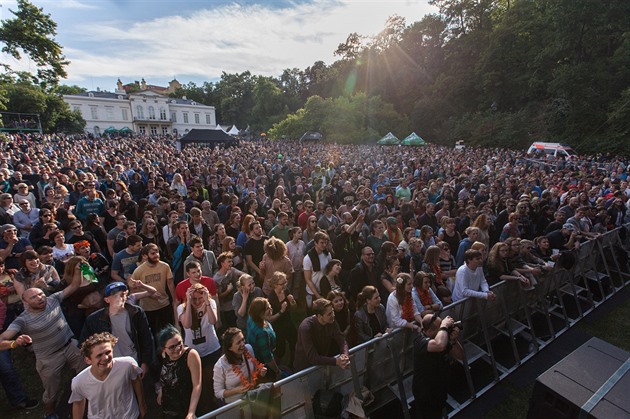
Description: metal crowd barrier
199,224,630,418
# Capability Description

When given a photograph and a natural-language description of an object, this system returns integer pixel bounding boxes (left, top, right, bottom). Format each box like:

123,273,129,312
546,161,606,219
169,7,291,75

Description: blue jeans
0,349,27,406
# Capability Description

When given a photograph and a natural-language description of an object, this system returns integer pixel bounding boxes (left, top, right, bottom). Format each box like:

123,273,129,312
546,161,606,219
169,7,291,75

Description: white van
527,142,577,158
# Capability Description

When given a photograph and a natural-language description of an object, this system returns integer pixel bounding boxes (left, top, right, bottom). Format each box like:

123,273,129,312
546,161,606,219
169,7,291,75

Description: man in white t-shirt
69,332,146,419
303,231,332,308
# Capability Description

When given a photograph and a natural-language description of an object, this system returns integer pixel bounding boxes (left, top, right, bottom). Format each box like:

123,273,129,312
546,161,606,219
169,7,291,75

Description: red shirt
175,276,217,304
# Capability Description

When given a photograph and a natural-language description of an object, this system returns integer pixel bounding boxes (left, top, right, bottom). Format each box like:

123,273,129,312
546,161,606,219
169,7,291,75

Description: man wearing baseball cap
545,223,580,252
80,281,154,380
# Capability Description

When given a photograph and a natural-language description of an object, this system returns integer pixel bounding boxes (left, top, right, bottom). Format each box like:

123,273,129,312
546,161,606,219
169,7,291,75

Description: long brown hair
395,273,412,306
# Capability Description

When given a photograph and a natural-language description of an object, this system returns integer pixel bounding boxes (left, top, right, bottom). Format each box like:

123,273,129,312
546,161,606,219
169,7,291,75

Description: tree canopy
0,0,68,90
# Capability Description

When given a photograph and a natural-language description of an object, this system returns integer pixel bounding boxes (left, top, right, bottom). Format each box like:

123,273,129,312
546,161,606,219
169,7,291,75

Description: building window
162,126,168,135
122,109,128,121
139,126,146,135
173,128,178,135
205,114,211,125
183,113,189,123
90,106,98,120
105,107,114,120
159,107,167,120
194,114,200,124
150,126,157,135
171,112,177,122
148,106,156,120
136,105,144,119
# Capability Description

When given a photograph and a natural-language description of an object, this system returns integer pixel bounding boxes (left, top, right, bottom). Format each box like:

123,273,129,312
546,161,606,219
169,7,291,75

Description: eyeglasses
72,225,82,230
166,341,183,351
42,214,52,217
19,203,29,206
117,217,127,221
364,252,375,256
310,220,317,223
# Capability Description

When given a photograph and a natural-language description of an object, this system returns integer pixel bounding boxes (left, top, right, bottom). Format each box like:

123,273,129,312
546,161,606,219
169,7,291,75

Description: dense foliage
177,0,629,154
0,0,85,133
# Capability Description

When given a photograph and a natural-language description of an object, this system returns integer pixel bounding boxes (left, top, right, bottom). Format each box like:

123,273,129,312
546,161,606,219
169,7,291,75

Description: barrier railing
199,224,630,418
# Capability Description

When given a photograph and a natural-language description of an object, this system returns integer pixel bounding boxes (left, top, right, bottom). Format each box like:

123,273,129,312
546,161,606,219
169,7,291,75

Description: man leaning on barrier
412,314,464,419
293,298,350,371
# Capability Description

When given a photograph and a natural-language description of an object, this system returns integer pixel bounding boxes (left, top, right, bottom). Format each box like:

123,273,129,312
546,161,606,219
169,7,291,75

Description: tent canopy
178,129,238,148
377,132,400,145
401,132,426,146
300,131,323,142
227,125,240,135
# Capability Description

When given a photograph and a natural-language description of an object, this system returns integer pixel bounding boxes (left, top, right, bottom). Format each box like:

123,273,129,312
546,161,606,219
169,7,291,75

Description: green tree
214,71,255,127
42,94,85,133
269,93,408,144
55,85,87,96
4,82,47,115
0,0,68,89
4,81,85,133
250,76,286,131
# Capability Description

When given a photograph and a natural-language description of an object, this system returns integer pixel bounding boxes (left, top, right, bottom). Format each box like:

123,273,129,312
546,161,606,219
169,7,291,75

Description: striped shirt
7,291,73,357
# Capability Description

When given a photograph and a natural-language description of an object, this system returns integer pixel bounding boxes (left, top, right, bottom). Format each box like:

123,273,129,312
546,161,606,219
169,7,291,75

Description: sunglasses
166,341,183,351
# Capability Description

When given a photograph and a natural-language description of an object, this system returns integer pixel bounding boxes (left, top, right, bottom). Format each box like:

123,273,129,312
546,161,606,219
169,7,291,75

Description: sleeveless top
161,347,193,418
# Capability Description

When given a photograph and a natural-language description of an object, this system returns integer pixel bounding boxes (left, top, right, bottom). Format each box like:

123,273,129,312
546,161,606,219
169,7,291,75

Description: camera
447,320,463,333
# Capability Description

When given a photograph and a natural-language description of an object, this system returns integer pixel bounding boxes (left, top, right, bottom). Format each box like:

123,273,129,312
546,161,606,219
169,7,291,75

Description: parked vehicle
527,142,577,157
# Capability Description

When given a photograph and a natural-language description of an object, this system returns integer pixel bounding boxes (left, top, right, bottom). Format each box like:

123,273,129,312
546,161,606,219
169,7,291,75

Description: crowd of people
0,132,628,419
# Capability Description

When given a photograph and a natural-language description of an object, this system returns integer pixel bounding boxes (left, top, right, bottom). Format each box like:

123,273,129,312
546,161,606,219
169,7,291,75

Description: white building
63,80,216,136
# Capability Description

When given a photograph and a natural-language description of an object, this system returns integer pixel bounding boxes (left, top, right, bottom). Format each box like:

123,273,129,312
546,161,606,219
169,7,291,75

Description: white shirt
69,356,142,419
177,301,221,357
452,264,490,302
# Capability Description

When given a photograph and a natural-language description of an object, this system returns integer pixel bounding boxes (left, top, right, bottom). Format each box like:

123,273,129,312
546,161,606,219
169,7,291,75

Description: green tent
401,132,426,146
119,127,132,133
103,126,119,134
377,132,400,145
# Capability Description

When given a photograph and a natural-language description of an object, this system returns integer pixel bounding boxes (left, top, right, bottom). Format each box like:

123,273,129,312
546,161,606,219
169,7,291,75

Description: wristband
439,327,449,333
10,340,16,349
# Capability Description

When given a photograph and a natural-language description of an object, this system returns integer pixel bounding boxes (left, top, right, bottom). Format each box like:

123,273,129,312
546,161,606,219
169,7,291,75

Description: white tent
215,124,227,132
227,125,240,135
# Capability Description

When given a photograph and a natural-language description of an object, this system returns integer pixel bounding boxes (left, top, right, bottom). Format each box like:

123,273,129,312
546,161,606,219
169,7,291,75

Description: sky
0,0,436,92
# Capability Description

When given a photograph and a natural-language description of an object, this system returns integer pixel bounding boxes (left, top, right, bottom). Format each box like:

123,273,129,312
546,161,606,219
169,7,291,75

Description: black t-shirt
243,236,267,268
412,334,451,403
546,230,567,251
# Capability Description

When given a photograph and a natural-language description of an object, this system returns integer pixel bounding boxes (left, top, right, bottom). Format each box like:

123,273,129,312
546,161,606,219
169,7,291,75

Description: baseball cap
562,223,576,231
104,282,128,297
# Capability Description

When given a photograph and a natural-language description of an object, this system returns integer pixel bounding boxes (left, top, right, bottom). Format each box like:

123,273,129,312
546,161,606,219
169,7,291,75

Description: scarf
430,264,444,287
401,293,415,322
415,286,433,307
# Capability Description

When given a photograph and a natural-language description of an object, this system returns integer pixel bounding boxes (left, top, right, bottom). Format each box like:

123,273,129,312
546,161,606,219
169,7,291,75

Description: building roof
65,91,127,99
